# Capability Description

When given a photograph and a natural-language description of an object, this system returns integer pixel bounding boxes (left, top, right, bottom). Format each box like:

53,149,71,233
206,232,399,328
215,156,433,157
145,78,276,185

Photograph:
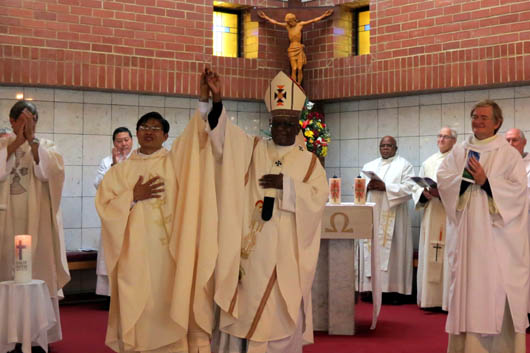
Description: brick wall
0,0,289,99
1,0,530,100
304,0,530,99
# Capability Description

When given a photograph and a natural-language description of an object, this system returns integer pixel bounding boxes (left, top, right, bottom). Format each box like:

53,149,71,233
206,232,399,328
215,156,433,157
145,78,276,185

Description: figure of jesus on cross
258,8,333,85
16,239,26,260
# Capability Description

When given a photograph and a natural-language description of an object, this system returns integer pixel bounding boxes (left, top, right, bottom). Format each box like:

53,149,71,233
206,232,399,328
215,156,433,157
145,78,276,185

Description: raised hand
323,9,334,17
22,109,35,141
200,67,211,102
133,176,165,202
112,147,127,165
259,173,283,190
206,70,221,102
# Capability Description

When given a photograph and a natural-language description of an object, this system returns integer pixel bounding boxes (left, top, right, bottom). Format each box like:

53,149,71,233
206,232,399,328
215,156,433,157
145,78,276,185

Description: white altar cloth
0,280,56,353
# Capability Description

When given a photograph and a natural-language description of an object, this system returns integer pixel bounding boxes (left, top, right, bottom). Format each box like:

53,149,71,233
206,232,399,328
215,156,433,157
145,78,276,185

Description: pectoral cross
16,240,26,260
432,243,443,263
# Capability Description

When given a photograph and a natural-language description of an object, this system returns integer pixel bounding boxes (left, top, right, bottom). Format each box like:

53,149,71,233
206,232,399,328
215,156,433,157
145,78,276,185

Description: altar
311,202,381,335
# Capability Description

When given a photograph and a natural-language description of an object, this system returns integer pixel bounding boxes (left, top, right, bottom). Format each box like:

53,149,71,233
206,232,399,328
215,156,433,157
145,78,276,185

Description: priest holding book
438,100,529,353
413,127,456,310
358,136,416,302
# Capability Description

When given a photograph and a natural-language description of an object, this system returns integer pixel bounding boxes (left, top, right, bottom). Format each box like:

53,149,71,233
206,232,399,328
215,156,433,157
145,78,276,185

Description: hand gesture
259,173,283,190
133,176,165,202
367,179,386,191
258,10,267,19
323,9,334,17
112,147,126,165
22,109,35,141
12,116,26,141
200,67,211,102
206,70,221,101
466,157,487,186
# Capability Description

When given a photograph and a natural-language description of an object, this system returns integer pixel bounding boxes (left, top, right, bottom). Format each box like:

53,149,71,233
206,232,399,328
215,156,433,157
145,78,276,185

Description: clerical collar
274,143,295,159
137,147,164,157
471,134,497,145
381,155,396,163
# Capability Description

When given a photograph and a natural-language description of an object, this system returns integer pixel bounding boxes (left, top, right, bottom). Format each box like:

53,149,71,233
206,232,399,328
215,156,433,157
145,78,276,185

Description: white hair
441,126,457,139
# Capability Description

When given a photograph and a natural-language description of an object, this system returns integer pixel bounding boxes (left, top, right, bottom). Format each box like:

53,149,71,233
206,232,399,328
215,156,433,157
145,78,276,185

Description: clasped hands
12,108,36,144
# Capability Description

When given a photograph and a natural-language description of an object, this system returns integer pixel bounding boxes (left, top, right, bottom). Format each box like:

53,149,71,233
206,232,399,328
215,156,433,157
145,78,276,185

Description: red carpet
51,301,530,353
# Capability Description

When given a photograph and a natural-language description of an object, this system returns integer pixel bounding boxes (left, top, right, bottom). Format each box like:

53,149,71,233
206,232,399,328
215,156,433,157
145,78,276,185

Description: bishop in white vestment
203,70,328,353
359,136,415,296
96,111,217,353
0,101,70,344
413,127,456,309
439,101,528,353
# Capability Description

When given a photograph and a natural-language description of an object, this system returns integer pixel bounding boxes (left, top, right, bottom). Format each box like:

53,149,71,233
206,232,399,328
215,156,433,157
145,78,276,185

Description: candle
329,177,341,204
14,235,32,283
354,177,366,204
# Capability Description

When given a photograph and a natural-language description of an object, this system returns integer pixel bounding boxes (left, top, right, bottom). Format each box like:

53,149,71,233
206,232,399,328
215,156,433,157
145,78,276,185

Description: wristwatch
31,137,39,145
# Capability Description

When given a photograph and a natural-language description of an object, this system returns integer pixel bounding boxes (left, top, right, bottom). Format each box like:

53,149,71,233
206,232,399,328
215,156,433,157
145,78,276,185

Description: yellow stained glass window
357,9,370,55
213,10,239,57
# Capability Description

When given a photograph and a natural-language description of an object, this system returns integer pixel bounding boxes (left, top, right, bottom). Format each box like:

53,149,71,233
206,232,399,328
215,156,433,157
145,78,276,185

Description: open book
361,170,383,182
462,149,480,183
411,176,437,189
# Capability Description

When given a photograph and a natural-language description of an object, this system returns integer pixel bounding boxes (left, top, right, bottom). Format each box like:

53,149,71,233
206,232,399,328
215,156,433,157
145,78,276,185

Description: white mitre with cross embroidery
264,71,306,115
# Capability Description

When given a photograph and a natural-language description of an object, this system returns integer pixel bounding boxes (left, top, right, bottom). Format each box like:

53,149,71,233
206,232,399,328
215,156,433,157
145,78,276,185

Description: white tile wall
2,84,530,254
323,84,530,247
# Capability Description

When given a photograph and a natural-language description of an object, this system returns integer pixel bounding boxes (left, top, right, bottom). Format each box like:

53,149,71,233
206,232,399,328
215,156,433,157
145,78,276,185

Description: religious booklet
462,149,481,183
361,170,383,182
411,176,437,189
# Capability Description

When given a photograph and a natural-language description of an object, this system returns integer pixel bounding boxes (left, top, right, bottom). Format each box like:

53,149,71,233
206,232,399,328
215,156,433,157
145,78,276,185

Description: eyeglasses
437,134,455,140
138,125,163,131
471,115,493,122
379,144,395,148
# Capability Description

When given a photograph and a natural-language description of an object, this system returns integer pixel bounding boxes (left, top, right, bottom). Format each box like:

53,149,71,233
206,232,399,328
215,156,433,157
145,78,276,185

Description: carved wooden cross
250,0,333,22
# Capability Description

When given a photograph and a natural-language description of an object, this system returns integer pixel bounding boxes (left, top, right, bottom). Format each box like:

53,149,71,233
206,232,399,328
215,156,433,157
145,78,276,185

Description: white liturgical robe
209,109,328,353
96,113,217,353
413,151,450,309
359,155,415,295
438,135,529,339
94,152,132,296
0,136,70,343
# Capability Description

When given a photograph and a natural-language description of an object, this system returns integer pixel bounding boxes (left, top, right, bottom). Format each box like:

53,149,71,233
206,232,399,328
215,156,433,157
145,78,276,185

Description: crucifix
16,239,27,260
251,0,334,85
431,242,443,263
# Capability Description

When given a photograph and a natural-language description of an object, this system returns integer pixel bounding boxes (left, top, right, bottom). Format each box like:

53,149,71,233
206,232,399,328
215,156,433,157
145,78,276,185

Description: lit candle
14,235,32,283
354,177,366,204
329,177,341,204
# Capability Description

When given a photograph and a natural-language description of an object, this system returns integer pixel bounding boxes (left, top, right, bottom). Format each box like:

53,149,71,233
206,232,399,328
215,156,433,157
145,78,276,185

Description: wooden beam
250,6,334,22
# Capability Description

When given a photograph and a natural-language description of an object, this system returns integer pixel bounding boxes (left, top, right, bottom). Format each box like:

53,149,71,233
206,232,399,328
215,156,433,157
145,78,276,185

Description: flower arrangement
299,104,331,157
